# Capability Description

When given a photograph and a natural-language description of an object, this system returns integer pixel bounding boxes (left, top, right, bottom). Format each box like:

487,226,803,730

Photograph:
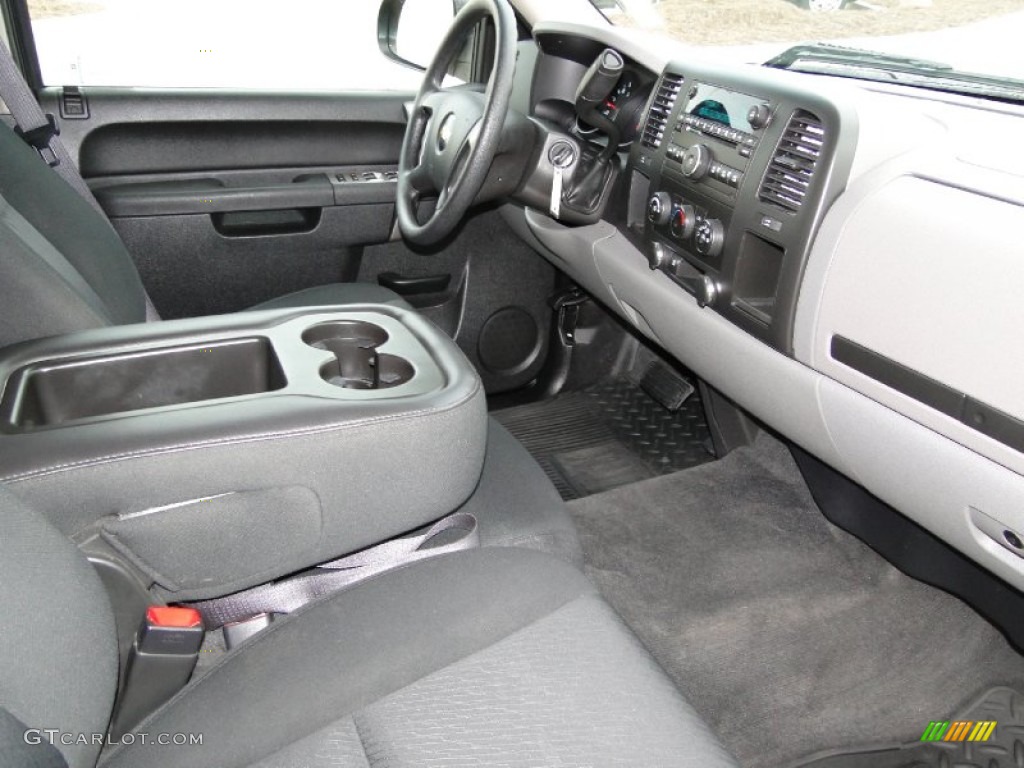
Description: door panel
360,207,557,394
79,118,406,177
35,87,556,393
40,89,412,168
38,89,409,318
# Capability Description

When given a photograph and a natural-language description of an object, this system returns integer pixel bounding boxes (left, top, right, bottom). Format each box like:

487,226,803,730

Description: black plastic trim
831,335,964,418
96,179,335,218
634,60,859,355
964,398,1024,454
791,443,1024,652
831,335,1024,455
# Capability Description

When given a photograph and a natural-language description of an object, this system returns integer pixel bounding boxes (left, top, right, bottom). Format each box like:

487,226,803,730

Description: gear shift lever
562,48,625,216
575,48,625,162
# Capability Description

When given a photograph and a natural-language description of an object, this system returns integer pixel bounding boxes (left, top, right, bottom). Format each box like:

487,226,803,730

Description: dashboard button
648,242,669,271
695,275,720,308
647,192,672,226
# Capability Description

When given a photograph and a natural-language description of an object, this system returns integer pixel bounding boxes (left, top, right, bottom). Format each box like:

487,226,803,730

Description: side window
26,0,454,90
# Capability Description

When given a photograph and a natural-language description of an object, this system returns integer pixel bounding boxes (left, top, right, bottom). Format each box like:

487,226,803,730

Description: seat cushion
248,283,412,312
461,420,582,566
102,548,737,768
0,488,117,768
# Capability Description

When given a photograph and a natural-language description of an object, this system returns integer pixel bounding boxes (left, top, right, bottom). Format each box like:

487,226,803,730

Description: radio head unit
663,82,774,196
684,82,772,140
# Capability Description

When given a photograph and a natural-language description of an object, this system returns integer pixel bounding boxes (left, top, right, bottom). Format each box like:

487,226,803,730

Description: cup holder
303,321,389,351
304,321,414,390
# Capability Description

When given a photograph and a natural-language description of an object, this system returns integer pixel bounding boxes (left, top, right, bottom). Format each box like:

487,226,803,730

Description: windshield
589,0,1024,92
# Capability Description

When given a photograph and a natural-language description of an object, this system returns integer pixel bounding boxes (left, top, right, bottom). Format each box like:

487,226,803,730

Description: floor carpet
568,433,1024,767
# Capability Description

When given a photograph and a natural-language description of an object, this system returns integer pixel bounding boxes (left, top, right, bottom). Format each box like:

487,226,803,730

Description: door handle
212,208,320,237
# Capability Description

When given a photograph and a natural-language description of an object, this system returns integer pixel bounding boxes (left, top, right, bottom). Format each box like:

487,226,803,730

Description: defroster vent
642,72,684,150
758,110,824,213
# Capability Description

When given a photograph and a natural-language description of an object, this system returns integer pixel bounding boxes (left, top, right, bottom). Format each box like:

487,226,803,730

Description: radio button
747,104,772,130
681,144,712,180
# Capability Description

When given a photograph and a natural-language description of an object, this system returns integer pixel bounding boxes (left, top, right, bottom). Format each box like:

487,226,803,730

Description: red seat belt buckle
138,606,204,655
109,605,205,739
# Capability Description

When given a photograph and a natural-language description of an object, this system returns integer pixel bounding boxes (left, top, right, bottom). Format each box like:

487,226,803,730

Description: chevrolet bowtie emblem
437,113,455,152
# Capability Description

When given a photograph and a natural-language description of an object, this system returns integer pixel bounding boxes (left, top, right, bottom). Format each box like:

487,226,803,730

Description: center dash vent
641,72,684,150
758,110,824,213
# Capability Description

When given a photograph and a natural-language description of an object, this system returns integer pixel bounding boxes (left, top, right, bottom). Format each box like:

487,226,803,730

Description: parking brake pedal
551,286,589,346
640,361,695,412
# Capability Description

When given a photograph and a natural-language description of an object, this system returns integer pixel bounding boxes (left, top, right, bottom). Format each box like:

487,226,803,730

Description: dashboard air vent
758,110,824,213
641,72,684,150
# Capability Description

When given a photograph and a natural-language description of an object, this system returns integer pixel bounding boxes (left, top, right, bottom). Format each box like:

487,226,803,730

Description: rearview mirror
378,0,458,70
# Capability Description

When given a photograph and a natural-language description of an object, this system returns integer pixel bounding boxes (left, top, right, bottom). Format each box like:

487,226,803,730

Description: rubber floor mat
492,377,712,499
792,687,1024,768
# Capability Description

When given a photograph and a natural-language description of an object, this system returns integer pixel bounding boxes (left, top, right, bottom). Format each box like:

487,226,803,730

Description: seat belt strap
0,39,106,216
0,41,161,321
188,512,480,629
0,190,112,322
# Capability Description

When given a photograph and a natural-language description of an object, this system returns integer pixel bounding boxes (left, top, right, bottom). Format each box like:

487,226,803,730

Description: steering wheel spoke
404,160,435,198
395,0,517,246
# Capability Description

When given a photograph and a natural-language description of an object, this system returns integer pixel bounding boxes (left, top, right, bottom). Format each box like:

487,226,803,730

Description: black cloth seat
0,486,738,768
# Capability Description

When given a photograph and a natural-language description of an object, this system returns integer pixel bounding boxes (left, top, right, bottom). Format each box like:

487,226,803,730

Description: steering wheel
396,0,518,246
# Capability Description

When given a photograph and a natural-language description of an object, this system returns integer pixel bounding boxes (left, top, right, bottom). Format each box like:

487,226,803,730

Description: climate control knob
694,216,725,258
680,144,711,180
670,204,696,240
647,192,672,226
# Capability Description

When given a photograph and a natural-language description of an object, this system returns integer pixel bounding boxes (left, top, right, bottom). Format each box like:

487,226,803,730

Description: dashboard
632,63,850,352
506,23,1024,606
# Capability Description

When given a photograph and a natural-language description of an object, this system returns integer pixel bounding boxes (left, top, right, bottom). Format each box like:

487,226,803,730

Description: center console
0,306,486,602
631,61,854,352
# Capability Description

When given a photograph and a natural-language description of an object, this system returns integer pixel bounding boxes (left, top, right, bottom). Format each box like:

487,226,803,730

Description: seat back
0,487,118,768
0,123,149,348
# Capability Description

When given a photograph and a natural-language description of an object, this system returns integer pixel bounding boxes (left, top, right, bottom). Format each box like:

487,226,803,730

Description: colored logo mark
920,720,997,742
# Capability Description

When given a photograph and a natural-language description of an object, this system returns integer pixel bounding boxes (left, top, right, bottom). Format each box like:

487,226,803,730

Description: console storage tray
7,338,285,430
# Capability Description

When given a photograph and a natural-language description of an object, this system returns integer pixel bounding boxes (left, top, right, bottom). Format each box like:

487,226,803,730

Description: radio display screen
686,83,766,134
